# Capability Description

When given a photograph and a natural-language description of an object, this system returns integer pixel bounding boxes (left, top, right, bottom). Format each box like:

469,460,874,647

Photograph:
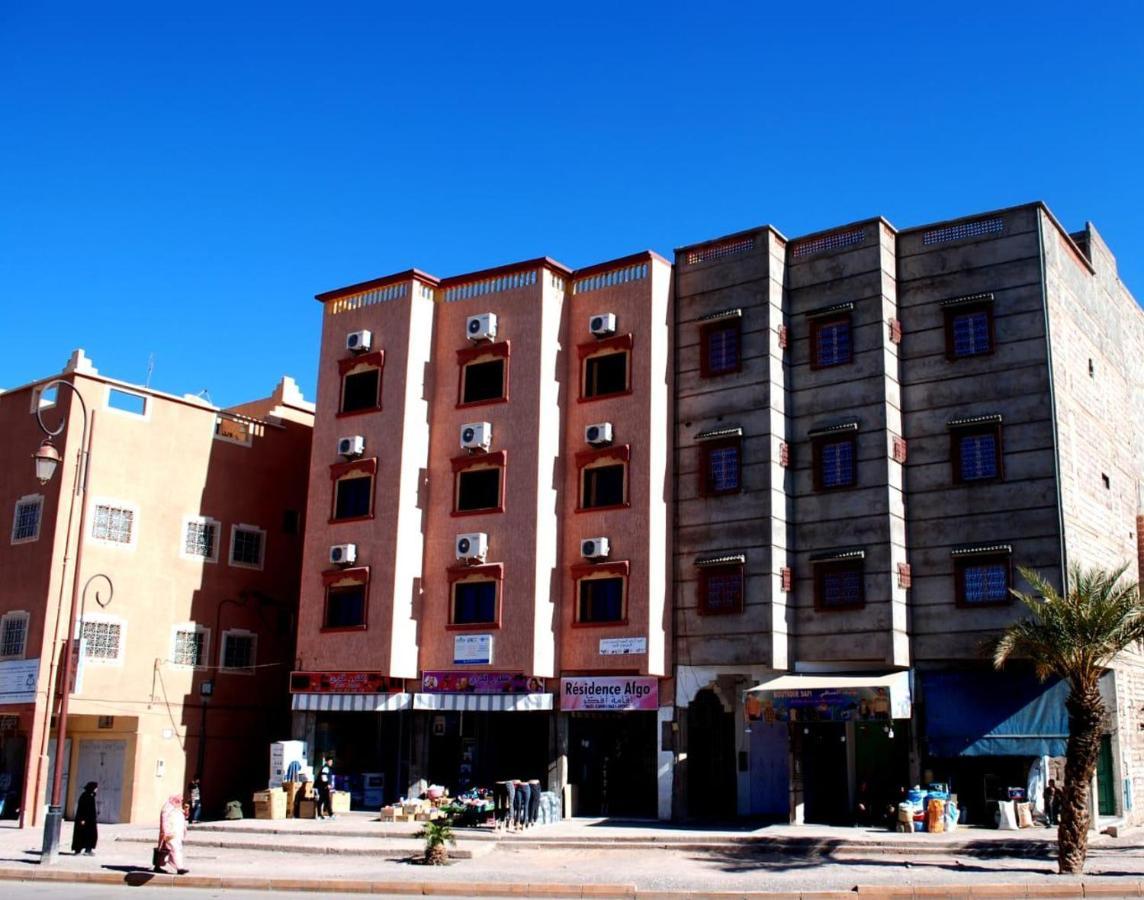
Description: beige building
673,202,1144,825
0,350,313,826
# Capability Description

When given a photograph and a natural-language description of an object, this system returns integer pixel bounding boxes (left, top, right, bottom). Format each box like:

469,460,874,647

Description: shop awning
412,693,553,712
921,671,1069,757
291,692,412,712
746,671,912,721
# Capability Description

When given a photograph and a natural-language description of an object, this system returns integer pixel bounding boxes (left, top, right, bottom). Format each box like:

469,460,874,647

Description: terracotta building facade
0,351,313,826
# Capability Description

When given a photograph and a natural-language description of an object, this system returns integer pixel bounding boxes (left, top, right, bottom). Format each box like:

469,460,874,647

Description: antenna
145,353,155,388
197,389,212,405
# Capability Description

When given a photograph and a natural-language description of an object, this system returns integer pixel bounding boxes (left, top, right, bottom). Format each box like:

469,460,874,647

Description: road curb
1,866,1142,898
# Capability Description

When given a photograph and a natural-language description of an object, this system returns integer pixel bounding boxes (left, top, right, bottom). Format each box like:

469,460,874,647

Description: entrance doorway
1097,734,1115,816
0,730,26,819
425,712,548,793
74,739,126,823
568,712,656,817
801,723,848,824
685,689,735,819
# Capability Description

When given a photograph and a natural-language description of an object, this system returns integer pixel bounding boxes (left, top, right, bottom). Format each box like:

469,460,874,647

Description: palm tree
418,818,456,865
992,563,1144,874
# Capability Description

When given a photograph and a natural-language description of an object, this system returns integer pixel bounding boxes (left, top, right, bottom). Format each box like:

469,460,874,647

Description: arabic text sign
560,676,658,711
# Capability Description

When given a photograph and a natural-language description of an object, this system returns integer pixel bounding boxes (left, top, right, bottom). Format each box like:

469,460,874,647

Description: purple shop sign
420,671,545,694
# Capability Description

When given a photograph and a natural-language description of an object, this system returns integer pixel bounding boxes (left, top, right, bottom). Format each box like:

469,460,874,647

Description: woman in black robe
71,782,99,855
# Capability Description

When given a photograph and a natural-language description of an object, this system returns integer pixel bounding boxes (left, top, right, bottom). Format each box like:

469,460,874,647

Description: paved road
0,884,420,900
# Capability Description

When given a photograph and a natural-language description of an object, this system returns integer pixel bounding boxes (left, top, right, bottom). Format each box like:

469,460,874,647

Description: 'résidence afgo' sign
559,676,658,711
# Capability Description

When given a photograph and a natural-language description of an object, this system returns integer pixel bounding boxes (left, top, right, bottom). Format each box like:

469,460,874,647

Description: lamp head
33,439,61,484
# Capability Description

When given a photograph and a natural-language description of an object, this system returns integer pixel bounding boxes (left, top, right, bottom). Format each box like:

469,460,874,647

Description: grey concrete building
672,202,1144,826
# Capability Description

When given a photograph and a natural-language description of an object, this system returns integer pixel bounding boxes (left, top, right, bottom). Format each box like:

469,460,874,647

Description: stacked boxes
253,789,287,820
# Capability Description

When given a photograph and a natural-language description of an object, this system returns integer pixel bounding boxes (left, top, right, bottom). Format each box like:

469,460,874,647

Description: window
333,474,374,520
452,580,498,625
221,630,256,671
339,351,384,414
951,421,1003,483
181,517,219,561
81,619,123,661
456,462,503,514
91,502,135,545
457,342,510,407
582,464,626,509
0,611,29,659
813,433,857,490
700,318,742,377
814,558,865,610
699,436,741,495
107,388,147,416
325,584,367,629
584,352,629,398
229,525,265,569
214,417,253,446
11,495,43,543
172,626,206,667
810,315,852,368
944,302,994,359
578,577,625,624
698,563,744,615
954,551,1012,607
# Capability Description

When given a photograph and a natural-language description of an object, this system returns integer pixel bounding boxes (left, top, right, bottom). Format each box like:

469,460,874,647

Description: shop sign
560,676,658,711
420,671,544,694
599,637,647,656
746,684,904,723
453,634,493,665
288,671,402,694
0,658,39,705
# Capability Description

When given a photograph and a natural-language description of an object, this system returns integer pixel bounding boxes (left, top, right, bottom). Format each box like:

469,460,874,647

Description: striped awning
291,692,412,712
413,693,553,712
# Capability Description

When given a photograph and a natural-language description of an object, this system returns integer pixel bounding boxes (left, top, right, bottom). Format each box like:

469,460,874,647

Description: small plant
418,818,456,865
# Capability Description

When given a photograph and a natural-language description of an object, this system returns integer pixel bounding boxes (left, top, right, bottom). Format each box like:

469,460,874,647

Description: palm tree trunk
1057,685,1105,875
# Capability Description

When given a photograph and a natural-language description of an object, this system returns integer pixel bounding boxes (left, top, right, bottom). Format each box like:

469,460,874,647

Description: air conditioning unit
337,435,365,458
455,532,488,563
581,537,611,560
585,422,614,446
589,313,616,338
460,422,492,452
329,544,357,566
346,330,372,353
466,313,498,342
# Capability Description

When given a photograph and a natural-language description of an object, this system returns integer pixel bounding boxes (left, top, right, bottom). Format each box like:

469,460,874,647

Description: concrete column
548,712,568,802
657,705,673,820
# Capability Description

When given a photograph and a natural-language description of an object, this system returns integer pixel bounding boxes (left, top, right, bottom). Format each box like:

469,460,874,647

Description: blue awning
922,670,1069,757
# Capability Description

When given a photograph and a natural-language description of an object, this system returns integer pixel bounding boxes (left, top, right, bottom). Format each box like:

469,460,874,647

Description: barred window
173,629,205,666
0,612,29,658
82,621,122,660
230,527,264,568
12,497,43,542
183,520,217,560
956,555,1011,606
93,504,134,544
811,316,852,368
814,561,865,610
814,435,857,490
221,631,255,670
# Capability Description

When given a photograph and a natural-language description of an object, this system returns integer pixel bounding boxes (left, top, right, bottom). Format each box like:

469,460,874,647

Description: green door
1097,734,1115,816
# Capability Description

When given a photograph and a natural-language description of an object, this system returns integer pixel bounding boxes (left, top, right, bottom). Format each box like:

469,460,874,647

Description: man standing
187,774,202,824
316,756,334,820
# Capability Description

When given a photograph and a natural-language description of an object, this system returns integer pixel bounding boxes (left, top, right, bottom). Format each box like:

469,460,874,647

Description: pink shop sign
560,676,659,711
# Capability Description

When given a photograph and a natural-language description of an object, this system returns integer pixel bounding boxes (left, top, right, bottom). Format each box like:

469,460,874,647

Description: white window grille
11,495,43,543
82,620,122,661
182,518,219,561
172,627,206,667
92,504,135,544
0,612,29,659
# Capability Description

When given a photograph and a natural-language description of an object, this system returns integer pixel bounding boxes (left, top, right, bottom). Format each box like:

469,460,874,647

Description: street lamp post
33,380,94,864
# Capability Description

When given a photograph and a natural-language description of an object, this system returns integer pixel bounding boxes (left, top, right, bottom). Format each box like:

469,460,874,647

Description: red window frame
950,423,1004,484
813,560,865,611
320,566,370,632
954,553,1013,608
456,341,510,409
809,314,853,370
570,560,630,627
337,351,384,417
446,562,504,629
700,318,742,378
812,433,858,491
699,436,742,496
575,445,631,512
329,458,377,524
451,450,507,517
578,334,633,402
698,563,744,615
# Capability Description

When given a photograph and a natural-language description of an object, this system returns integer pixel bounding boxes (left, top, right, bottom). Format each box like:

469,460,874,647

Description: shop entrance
315,711,405,807
426,712,548,794
568,711,656,818
801,723,849,824
0,728,26,820
854,720,910,824
685,689,736,818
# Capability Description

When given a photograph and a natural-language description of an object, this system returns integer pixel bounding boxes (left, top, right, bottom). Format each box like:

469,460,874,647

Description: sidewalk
0,815,1140,897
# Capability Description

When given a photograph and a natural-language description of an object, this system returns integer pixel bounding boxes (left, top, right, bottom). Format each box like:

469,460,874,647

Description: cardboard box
254,789,287,820
297,798,316,819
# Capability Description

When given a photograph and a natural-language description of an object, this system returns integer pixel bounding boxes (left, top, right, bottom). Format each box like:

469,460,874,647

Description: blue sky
2,2,1142,407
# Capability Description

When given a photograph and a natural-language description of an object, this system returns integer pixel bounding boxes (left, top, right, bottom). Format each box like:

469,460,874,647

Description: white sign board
453,634,494,665
599,637,647,656
0,658,40,705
